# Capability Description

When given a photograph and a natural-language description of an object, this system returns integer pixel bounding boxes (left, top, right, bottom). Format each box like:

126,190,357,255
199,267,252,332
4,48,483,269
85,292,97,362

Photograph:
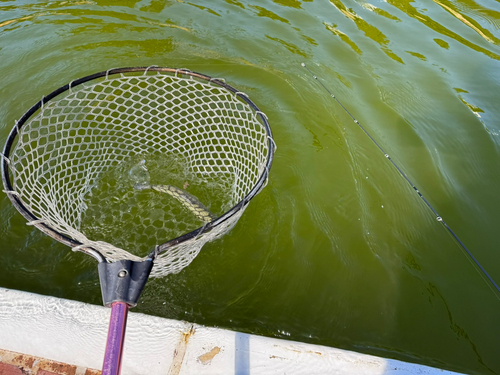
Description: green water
1,0,500,373
81,152,231,257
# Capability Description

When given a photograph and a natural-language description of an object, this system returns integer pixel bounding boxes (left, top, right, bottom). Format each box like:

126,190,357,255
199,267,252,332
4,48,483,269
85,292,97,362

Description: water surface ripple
1,0,500,373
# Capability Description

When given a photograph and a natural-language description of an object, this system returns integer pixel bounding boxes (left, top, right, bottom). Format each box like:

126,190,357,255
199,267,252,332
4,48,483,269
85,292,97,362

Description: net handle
102,302,129,375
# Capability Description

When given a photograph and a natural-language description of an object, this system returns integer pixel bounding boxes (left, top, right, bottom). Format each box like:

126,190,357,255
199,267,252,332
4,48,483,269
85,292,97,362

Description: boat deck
0,288,463,375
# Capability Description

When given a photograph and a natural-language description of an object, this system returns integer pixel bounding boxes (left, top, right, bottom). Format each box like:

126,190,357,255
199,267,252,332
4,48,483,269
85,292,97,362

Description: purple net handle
102,302,129,375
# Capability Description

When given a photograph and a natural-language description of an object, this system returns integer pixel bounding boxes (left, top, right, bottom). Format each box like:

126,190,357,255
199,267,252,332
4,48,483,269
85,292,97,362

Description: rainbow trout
134,183,216,223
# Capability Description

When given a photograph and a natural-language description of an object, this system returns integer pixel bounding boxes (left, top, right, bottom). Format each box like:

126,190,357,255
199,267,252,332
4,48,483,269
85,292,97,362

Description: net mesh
6,69,272,277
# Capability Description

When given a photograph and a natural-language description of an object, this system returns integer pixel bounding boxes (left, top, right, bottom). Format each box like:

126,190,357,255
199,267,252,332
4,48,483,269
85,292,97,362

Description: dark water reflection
1,0,500,373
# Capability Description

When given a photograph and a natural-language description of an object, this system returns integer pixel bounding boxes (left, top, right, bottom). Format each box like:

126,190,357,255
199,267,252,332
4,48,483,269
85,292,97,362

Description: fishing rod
301,62,500,295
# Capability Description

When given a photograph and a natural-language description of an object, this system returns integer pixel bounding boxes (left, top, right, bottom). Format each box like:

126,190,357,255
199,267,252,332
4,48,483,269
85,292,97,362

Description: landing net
2,67,274,277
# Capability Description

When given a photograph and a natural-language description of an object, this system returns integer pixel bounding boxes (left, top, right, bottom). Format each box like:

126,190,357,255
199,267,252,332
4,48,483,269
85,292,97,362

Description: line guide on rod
301,62,500,296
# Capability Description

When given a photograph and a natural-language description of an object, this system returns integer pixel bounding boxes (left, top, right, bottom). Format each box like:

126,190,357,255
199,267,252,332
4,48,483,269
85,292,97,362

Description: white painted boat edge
0,288,464,375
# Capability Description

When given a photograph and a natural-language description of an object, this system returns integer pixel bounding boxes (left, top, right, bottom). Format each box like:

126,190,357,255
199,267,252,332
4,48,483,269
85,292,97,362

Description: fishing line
302,62,500,295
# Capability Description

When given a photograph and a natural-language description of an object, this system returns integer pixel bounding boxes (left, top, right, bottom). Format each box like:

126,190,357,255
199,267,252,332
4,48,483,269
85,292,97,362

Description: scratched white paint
0,288,463,375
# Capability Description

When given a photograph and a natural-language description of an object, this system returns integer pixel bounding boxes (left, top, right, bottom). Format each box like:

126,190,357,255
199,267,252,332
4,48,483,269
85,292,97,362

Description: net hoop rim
2,66,275,261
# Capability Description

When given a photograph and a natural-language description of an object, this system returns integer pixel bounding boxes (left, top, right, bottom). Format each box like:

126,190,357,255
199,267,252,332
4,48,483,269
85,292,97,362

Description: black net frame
1,66,275,267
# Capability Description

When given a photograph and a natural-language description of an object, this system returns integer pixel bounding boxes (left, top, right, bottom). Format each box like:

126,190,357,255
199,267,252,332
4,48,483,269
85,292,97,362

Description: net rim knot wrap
2,67,275,278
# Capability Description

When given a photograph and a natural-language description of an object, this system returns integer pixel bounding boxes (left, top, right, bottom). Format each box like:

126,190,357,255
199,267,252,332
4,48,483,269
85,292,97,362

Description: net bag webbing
2,67,274,278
